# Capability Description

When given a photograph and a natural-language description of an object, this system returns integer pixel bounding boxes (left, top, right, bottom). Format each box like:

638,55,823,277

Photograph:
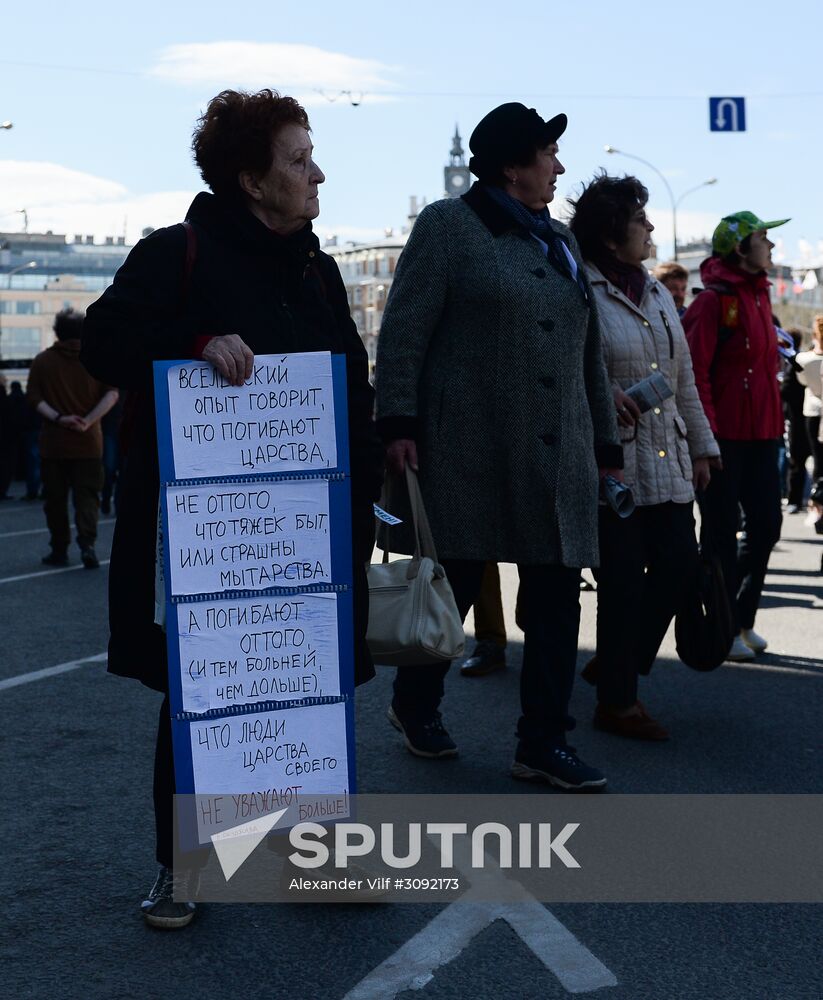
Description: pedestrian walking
781,328,812,512
460,562,508,677
568,173,720,740
81,88,382,928
25,309,118,567
794,315,823,488
682,211,789,662
376,102,622,791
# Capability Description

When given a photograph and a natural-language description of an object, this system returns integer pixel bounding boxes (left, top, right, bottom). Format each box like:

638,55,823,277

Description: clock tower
444,125,471,198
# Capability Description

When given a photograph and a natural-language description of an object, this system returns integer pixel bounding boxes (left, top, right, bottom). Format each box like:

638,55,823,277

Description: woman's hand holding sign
202,334,254,387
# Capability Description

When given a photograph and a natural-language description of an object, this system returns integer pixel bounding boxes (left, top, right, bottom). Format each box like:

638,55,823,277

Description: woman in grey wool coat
375,103,622,792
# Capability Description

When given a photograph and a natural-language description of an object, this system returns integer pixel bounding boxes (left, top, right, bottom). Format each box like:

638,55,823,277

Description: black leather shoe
81,546,100,569
42,550,69,567
460,641,506,677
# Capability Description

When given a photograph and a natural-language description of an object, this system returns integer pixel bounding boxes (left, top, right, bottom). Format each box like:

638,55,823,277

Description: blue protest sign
709,97,746,132
153,352,356,849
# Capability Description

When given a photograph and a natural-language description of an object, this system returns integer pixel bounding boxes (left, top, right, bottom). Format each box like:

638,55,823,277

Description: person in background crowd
376,102,621,791
0,375,14,499
460,562,508,676
8,380,41,500
100,393,124,516
569,174,719,740
26,309,118,567
7,381,25,486
81,89,381,929
683,211,788,662
653,260,690,317
795,315,823,489
780,328,811,512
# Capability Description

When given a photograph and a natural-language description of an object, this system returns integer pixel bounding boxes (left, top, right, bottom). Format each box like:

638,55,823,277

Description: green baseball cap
712,211,790,255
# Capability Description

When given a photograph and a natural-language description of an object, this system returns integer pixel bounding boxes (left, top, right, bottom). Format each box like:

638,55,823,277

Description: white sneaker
740,628,767,653
726,635,756,662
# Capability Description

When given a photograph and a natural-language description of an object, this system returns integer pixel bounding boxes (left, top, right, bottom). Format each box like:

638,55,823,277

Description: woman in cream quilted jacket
569,173,720,741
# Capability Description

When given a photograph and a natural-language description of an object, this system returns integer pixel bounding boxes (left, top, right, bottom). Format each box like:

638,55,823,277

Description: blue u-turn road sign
710,97,746,132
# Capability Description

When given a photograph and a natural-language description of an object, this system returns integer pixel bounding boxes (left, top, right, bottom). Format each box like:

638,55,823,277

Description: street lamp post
5,261,37,288
604,146,716,261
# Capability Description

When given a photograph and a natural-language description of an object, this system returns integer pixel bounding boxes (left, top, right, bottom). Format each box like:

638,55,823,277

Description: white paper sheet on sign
188,701,349,798
165,478,332,596
167,352,337,479
177,592,341,714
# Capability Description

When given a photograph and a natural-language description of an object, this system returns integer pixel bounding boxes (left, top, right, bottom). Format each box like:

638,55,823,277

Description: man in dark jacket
683,210,788,663
81,89,381,929
26,309,118,566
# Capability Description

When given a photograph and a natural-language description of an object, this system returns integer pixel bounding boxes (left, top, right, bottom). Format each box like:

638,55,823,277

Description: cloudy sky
2,0,821,262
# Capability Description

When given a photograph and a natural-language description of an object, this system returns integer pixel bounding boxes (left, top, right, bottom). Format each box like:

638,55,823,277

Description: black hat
468,103,567,179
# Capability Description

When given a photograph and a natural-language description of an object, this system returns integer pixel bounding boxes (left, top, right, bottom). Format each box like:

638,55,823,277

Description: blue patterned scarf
483,184,586,297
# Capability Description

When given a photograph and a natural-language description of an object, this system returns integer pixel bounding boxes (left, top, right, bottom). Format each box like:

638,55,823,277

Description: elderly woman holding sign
82,89,381,928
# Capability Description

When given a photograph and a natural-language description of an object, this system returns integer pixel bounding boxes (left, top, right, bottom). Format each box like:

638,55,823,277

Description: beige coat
586,264,719,506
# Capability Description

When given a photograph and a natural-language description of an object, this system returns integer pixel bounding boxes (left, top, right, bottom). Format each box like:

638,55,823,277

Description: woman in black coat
81,89,382,928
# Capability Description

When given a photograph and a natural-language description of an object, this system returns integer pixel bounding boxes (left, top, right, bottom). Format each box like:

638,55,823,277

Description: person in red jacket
683,210,789,662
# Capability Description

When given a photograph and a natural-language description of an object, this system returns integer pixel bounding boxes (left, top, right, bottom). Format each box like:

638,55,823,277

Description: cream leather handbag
366,467,465,666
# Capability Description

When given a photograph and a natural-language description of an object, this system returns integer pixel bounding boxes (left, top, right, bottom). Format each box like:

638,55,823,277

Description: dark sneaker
387,704,458,759
80,546,100,569
41,550,68,567
511,744,606,792
141,866,197,929
460,640,506,677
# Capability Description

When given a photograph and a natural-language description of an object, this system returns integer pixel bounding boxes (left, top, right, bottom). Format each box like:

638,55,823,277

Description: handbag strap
405,466,439,562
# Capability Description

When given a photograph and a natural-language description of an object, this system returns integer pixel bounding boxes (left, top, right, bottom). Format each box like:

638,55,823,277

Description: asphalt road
1,489,821,1000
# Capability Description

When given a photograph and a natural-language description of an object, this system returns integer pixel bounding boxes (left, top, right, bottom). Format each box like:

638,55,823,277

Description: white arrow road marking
0,652,107,692
497,901,617,993
211,807,289,881
343,835,616,997
343,897,616,998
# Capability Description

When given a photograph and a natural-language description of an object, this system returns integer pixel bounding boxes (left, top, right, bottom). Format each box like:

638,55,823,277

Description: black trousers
786,416,812,506
154,696,178,869
393,559,582,747
806,416,823,483
699,439,782,633
153,696,214,869
594,503,699,709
